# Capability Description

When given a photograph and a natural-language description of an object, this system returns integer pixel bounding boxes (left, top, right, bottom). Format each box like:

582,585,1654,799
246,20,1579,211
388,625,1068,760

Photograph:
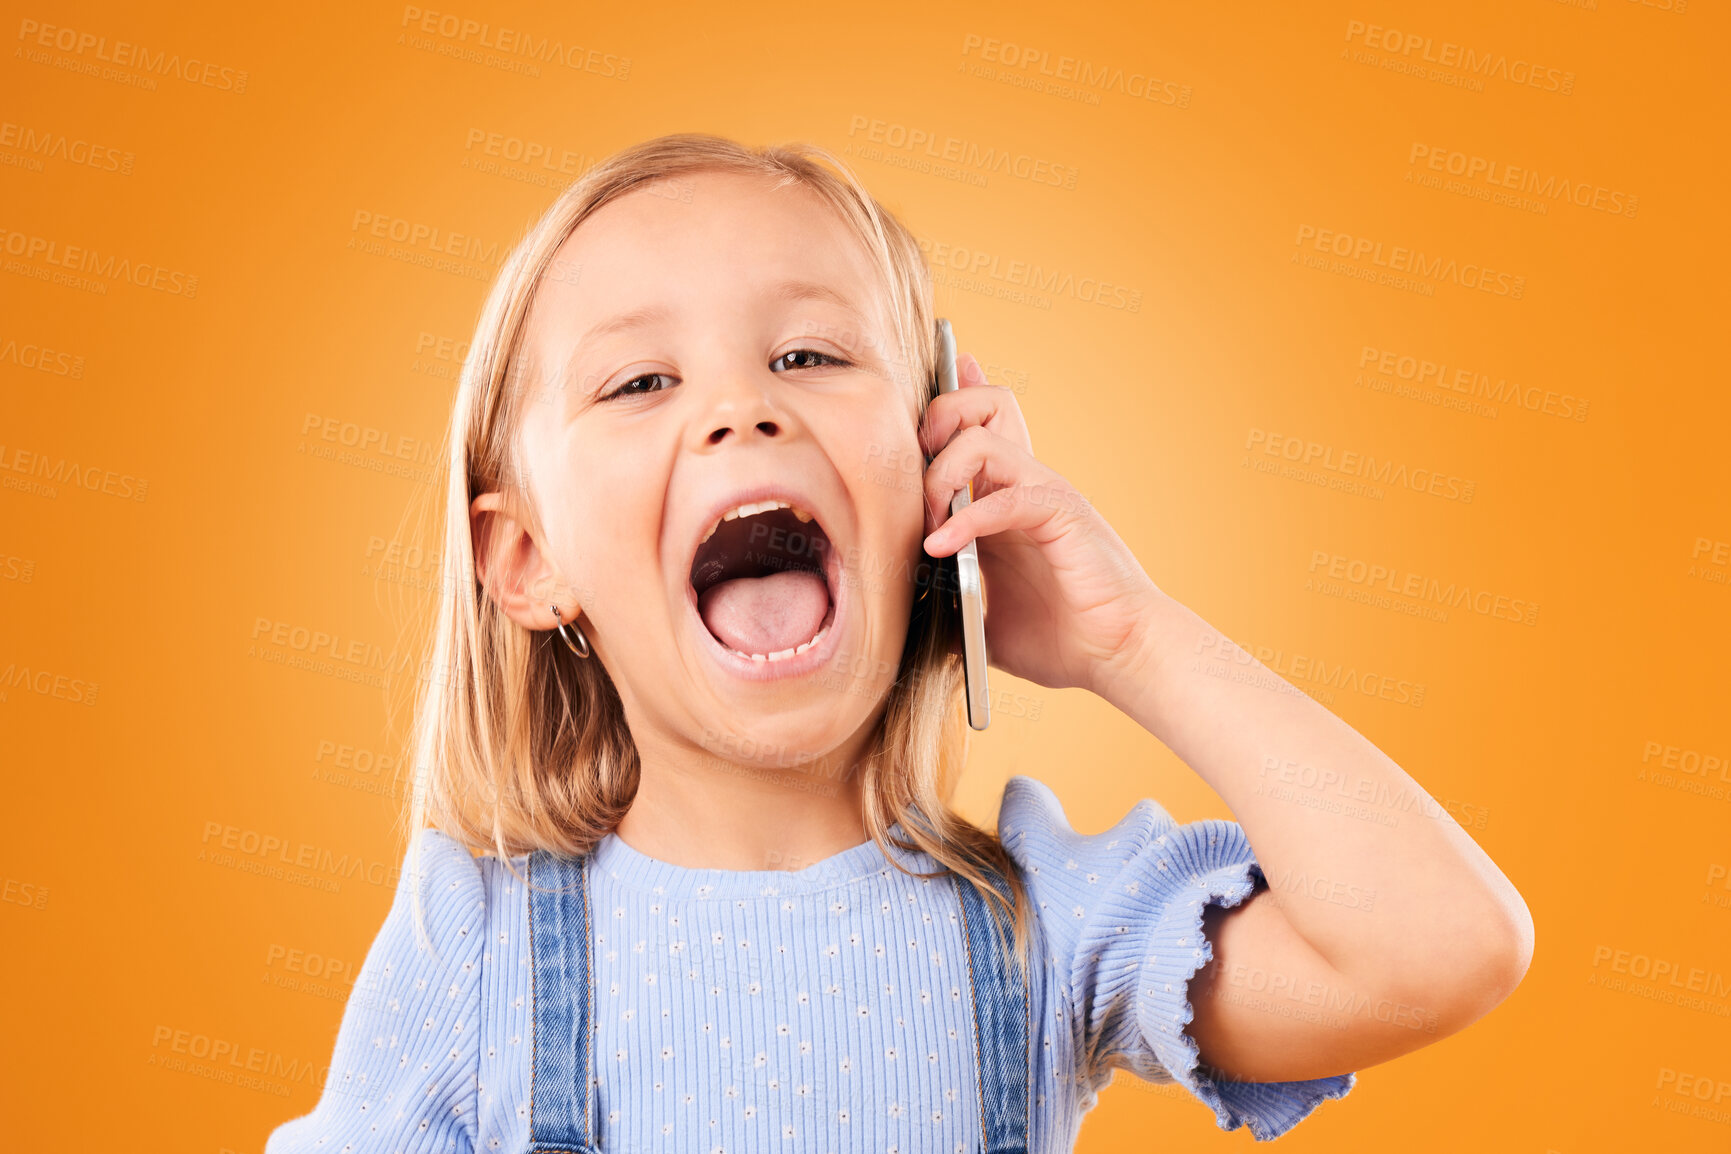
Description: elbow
1500,892,1537,991
1432,892,1536,1033
1482,882,1536,998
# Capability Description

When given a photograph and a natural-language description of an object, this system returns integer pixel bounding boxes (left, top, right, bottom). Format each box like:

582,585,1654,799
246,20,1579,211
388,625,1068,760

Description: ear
470,489,570,634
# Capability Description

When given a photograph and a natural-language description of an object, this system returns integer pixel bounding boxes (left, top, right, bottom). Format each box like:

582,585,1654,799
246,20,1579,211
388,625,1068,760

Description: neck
615,720,879,872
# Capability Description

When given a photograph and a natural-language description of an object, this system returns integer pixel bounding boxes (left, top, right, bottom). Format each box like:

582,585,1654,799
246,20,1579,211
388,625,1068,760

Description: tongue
698,570,830,656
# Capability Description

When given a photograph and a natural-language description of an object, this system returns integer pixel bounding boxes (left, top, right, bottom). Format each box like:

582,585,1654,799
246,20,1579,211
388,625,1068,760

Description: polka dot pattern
266,778,1353,1153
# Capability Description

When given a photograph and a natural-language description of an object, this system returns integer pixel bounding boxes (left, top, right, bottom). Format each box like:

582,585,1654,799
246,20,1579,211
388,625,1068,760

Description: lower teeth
730,624,828,664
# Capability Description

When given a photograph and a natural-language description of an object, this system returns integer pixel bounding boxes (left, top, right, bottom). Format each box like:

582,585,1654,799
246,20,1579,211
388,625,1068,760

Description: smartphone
933,318,990,730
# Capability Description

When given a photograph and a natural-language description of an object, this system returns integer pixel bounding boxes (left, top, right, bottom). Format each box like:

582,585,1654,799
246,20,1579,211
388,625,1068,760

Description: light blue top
266,777,1354,1152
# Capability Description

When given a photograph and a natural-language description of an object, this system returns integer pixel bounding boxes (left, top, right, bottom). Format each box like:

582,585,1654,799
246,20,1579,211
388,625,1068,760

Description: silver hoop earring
550,604,591,659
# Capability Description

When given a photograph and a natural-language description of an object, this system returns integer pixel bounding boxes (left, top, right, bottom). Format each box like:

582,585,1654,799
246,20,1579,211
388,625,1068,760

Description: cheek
538,438,661,611
847,416,927,561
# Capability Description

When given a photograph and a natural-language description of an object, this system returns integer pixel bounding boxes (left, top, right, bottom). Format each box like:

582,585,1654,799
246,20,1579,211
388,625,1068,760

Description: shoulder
350,829,539,1021
997,775,1260,964
265,829,512,1152
407,826,486,900
395,829,532,967
1000,776,1254,887
1000,774,1188,871
387,828,489,945
340,829,499,1012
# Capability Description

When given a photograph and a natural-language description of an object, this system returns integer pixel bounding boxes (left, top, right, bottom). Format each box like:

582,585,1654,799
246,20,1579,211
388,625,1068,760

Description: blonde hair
390,133,1026,959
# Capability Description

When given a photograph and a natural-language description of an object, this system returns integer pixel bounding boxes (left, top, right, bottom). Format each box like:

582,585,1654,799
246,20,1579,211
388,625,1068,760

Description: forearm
1094,591,1532,1006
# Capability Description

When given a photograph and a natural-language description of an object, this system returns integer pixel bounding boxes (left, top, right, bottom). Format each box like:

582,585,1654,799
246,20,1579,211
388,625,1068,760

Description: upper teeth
700,500,814,544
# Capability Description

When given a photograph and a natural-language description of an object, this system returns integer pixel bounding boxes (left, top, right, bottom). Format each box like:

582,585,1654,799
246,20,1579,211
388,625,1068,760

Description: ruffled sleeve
1000,776,1355,1141
266,829,488,1154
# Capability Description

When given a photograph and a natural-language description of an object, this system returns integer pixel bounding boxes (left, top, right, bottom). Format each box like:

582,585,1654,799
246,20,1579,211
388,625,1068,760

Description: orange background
3,1,1727,1150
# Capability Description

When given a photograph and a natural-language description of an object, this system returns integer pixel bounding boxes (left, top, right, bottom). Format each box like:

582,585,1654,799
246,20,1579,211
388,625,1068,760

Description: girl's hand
924,365,1535,1091
919,352,1163,695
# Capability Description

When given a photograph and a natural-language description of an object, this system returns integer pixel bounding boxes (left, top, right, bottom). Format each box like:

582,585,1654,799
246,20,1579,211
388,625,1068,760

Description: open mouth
688,499,838,663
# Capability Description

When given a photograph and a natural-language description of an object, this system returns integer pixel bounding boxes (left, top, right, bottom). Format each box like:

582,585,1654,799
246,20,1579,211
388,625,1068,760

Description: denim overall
524,850,1032,1154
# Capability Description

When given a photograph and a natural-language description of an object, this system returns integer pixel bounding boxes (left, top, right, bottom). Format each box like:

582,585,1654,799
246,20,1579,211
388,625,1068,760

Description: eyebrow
576,280,866,347
769,279,867,316
578,304,672,346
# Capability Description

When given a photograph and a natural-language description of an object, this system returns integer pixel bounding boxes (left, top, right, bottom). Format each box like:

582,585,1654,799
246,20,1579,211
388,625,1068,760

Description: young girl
267,134,1532,1153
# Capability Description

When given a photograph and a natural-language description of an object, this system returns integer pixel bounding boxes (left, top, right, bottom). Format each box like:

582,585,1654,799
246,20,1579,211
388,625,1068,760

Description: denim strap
955,869,1031,1154
526,851,601,1154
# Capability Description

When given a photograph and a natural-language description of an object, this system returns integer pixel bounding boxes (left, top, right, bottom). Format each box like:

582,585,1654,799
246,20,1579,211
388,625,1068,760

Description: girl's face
489,169,927,769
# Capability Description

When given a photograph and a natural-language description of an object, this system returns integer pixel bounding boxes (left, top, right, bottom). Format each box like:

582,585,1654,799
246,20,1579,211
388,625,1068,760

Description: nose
693,373,787,448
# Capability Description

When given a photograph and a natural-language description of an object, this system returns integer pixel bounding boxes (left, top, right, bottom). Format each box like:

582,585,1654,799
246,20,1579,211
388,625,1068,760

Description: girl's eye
772,349,846,373
603,372,677,401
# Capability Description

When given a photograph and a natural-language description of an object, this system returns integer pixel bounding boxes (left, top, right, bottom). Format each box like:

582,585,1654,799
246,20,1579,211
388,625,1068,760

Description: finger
920,376,1031,458
956,351,990,387
921,424,1048,536
923,479,1092,556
